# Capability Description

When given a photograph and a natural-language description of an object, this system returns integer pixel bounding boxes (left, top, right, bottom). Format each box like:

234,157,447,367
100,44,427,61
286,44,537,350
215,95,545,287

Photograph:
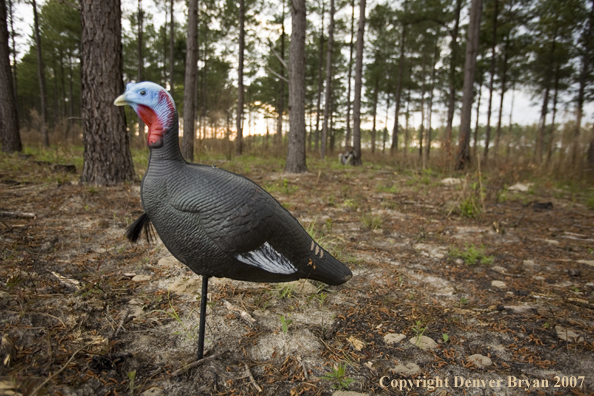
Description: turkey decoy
114,82,352,359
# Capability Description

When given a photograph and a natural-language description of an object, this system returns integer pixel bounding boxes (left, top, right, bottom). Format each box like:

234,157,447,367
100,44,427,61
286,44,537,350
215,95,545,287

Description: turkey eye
139,89,147,96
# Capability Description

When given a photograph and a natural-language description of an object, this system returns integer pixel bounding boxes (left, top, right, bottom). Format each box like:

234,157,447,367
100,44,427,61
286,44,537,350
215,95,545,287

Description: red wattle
137,104,163,147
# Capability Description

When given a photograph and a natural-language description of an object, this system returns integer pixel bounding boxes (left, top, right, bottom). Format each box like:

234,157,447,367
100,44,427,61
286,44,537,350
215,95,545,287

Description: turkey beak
114,93,129,107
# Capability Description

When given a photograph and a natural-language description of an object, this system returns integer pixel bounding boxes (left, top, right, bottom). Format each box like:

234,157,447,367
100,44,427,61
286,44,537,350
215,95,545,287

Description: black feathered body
139,123,352,285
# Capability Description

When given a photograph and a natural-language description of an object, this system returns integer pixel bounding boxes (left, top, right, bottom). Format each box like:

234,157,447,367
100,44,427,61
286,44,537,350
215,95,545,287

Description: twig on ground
244,362,262,393
111,307,131,338
0,211,36,219
170,352,223,377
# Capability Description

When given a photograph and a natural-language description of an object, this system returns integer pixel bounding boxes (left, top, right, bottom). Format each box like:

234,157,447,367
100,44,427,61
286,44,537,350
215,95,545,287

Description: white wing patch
235,242,297,274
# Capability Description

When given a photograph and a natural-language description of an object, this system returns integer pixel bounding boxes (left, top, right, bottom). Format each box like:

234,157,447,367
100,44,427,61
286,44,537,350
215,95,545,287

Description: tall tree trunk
455,0,483,170
314,1,324,153
494,38,508,158
182,0,198,161
371,68,379,154
483,0,498,159
426,37,438,160
321,0,335,159
80,0,135,185
391,1,407,154
573,0,594,168
8,0,16,105
383,93,389,153
535,31,557,165
351,0,365,166
236,0,245,155
546,65,560,166
445,0,462,156
473,80,482,157
137,0,145,145
345,0,355,147
169,0,174,94
32,0,48,147
419,56,427,163
404,87,410,155
0,0,21,153
285,0,307,173
276,0,286,150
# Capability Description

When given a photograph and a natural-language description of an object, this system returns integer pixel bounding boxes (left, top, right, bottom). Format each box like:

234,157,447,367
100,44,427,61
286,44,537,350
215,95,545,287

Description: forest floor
1,148,594,396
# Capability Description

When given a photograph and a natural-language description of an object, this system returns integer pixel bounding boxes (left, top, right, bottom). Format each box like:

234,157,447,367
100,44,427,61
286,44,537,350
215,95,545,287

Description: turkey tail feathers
125,212,155,244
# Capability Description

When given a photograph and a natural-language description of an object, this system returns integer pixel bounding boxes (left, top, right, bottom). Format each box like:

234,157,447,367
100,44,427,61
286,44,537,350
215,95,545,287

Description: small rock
287,279,319,295
140,388,163,396
503,305,536,315
508,183,533,192
441,178,461,185
544,239,559,245
455,258,464,265
492,266,507,273
534,276,546,281
467,354,492,368
491,280,506,289
555,325,584,342
168,278,202,295
332,391,368,396
131,274,151,282
409,336,438,350
390,362,421,376
158,255,181,268
567,268,580,277
522,260,536,269
383,333,406,345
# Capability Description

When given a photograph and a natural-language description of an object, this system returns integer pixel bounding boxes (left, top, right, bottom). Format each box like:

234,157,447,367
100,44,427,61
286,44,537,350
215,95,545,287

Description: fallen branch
0,211,36,219
170,352,224,377
244,362,262,393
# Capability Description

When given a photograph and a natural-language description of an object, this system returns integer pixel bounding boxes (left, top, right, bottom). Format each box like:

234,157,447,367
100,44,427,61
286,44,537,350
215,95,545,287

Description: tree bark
285,0,307,173
445,0,462,156
169,0,174,94
483,0,498,159
182,0,198,161
32,0,49,147
0,0,21,153
321,0,335,159
137,0,146,145
545,65,560,166
314,2,324,153
345,0,355,147
426,36,439,160
276,0,286,150
455,0,483,170
80,0,135,185
573,0,594,168
371,68,379,154
419,56,427,163
494,37,508,158
236,0,245,155
351,0,365,166
391,1,407,154
473,80,482,157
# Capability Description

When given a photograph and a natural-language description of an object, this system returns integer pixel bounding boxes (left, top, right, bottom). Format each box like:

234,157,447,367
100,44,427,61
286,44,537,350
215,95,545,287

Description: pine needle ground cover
1,150,593,395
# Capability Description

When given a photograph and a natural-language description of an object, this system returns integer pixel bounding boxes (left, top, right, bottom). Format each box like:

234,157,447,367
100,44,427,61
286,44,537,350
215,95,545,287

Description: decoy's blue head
114,82,176,148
